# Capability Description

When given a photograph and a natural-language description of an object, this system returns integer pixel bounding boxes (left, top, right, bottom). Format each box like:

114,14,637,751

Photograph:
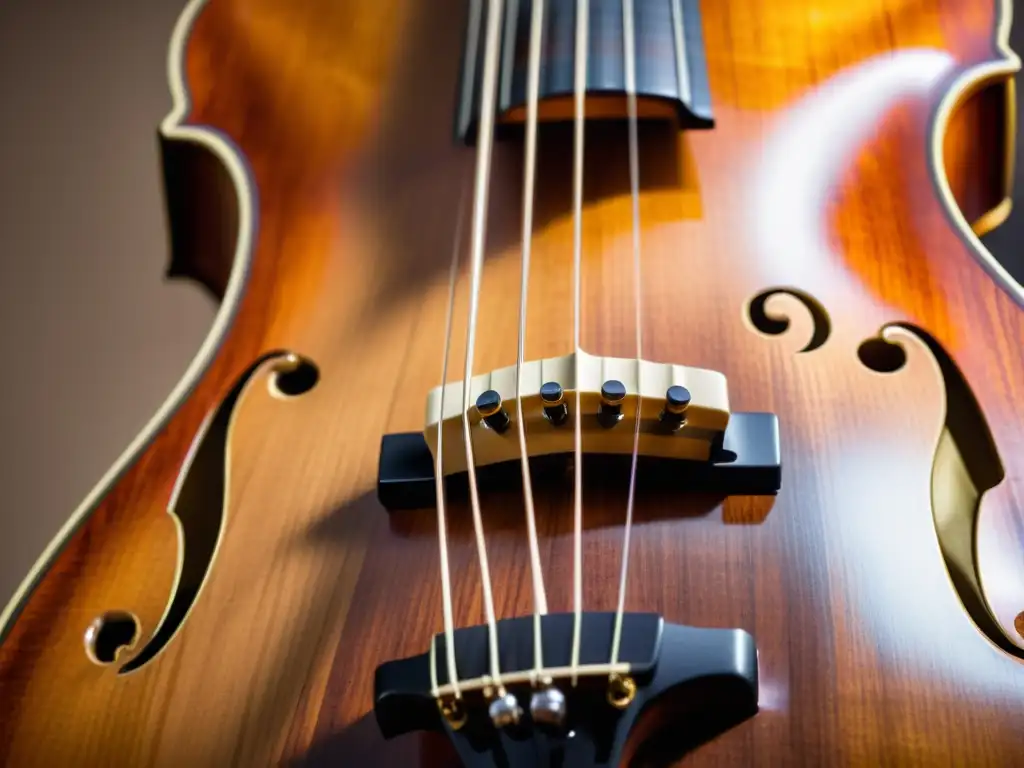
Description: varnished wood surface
2,0,1024,765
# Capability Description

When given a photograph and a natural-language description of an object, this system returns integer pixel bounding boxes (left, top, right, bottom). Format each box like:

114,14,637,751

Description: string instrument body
2,0,1023,764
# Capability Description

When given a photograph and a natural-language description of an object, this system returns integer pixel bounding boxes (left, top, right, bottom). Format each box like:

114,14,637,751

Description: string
569,0,589,687
515,0,549,685
430,182,470,701
610,0,643,668
460,0,507,693
669,0,692,106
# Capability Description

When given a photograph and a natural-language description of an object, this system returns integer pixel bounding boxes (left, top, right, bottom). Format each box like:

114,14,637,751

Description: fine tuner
423,350,730,477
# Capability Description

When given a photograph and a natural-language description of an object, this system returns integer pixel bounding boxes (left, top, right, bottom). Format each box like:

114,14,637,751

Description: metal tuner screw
438,697,468,730
529,686,567,728
540,381,568,426
659,385,691,431
488,691,523,728
598,379,627,429
476,389,511,433
607,674,637,710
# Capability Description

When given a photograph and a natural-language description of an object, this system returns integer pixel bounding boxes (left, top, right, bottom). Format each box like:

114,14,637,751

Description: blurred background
0,0,213,605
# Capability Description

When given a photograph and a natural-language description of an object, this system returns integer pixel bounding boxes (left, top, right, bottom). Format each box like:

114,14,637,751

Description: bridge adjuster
377,411,781,512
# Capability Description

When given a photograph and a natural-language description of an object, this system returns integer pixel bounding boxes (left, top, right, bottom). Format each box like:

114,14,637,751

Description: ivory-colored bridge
376,351,782,511
425,350,731,476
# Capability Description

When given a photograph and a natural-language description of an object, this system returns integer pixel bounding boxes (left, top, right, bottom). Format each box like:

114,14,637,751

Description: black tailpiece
374,612,758,766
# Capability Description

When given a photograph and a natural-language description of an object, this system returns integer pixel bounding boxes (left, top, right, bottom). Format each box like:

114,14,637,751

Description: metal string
568,0,589,687
515,0,550,684
460,0,508,693
610,0,644,668
430,183,469,700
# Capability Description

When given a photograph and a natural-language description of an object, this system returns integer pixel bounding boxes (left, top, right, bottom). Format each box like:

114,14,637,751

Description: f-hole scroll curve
746,287,831,353
857,322,1021,656
118,350,318,674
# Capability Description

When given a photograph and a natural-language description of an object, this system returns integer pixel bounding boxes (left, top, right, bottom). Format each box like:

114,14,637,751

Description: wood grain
2,0,1024,764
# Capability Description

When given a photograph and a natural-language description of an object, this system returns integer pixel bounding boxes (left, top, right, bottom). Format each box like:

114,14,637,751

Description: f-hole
115,351,317,674
857,323,1020,656
270,356,320,398
746,287,831,353
85,611,140,665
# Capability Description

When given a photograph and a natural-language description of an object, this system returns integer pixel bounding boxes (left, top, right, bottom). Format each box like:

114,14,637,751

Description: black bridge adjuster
377,412,782,512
